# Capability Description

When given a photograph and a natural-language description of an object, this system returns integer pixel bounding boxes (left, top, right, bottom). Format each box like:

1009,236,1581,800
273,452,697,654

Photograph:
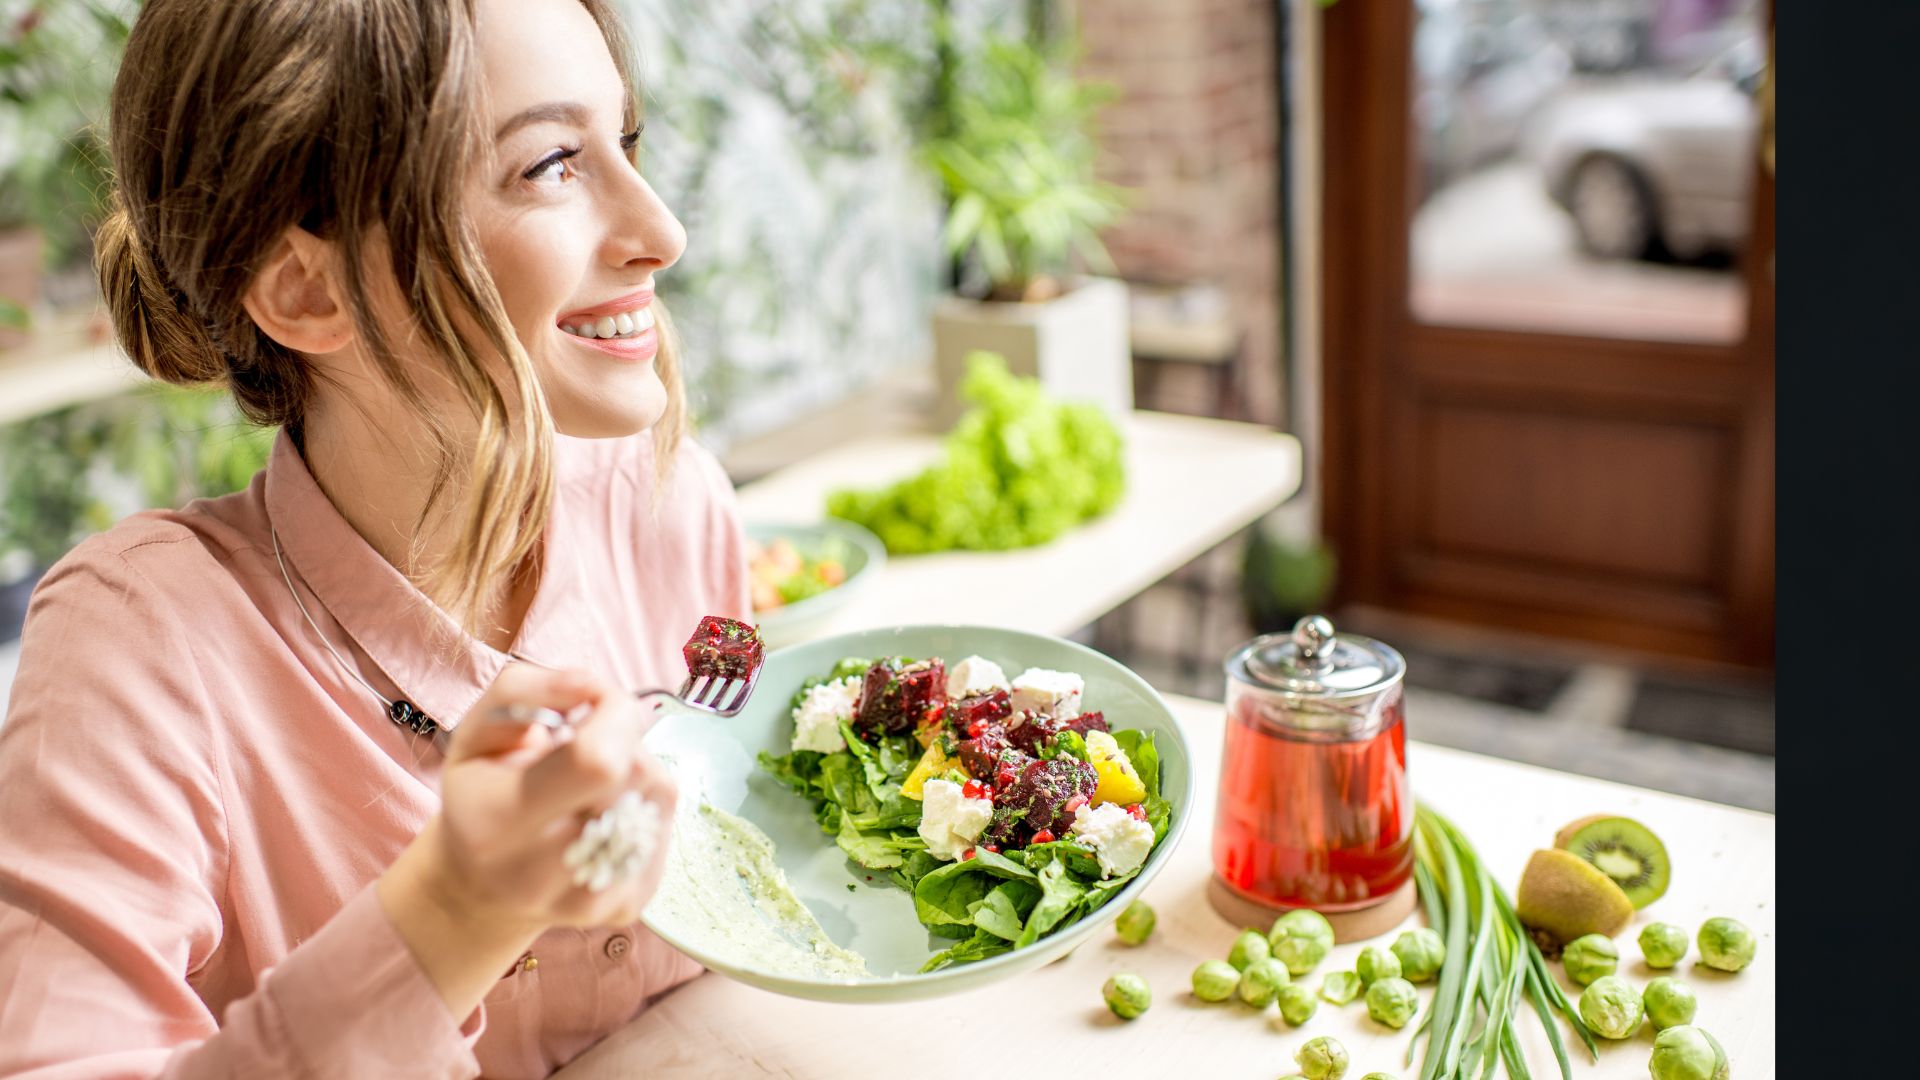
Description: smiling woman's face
470,0,686,439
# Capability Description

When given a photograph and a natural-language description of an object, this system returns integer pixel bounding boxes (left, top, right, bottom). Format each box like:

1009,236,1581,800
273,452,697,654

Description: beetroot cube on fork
681,615,764,680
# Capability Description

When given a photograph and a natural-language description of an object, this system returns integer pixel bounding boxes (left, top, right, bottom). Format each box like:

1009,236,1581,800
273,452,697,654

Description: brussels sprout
1697,917,1756,973
1643,976,1698,1031
1391,927,1447,982
1269,909,1336,975
1577,975,1643,1039
1295,1036,1350,1080
1365,976,1419,1029
1237,956,1291,1007
1639,922,1690,969
1277,982,1319,1025
1229,927,1273,971
1191,960,1240,1002
1649,1025,1730,1080
1319,971,1365,1005
1103,973,1151,1019
1360,1075,1399,1080
1356,945,1401,986
1561,933,1619,986
1114,900,1156,945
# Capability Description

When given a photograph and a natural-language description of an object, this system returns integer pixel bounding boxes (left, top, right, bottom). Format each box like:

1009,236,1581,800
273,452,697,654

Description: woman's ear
242,226,353,354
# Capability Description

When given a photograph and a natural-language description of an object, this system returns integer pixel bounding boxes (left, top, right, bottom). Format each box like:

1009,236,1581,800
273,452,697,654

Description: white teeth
560,306,656,340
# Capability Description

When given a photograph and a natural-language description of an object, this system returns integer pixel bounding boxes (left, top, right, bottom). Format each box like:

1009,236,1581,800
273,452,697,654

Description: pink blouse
0,428,752,1078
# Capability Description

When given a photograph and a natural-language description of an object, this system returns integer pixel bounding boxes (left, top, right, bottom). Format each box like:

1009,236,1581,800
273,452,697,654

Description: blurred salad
748,536,847,613
825,352,1127,554
757,652,1171,972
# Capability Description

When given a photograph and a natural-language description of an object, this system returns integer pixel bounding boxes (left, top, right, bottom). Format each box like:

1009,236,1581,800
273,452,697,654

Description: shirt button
605,934,632,960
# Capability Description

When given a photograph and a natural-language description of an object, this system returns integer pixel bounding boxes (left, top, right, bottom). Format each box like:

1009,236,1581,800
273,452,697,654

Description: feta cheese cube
917,778,994,861
1010,668,1083,720
946,654,1011,700
790,676,860,753
1069,802,1155,879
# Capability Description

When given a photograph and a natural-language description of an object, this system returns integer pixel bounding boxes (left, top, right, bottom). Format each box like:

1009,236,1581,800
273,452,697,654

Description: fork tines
677,665,760,716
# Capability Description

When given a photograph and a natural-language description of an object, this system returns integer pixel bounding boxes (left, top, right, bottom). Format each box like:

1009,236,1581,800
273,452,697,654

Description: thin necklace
272,525,440,736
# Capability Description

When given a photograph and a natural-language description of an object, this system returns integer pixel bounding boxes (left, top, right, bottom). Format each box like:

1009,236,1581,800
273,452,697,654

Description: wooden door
1321,1,1774,669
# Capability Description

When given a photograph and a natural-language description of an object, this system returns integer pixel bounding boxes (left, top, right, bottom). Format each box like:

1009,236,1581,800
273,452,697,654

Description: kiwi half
1514,848,1635,953
1555,815,1671,909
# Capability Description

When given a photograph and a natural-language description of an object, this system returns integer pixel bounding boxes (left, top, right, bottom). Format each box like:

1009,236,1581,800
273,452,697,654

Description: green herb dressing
649,802,872,981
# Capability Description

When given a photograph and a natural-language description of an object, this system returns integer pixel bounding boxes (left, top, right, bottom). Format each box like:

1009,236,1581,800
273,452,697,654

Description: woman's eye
524,147,581,184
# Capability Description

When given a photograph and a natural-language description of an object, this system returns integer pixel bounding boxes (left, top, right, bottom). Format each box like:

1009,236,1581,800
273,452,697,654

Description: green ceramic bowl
641,624,1191,1003
745,520,886,648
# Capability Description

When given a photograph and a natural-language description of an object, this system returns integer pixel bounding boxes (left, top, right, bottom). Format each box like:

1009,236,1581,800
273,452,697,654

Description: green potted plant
921,30,1133,427
1239,516,1338,635
0,2,132,347
0,385,272,642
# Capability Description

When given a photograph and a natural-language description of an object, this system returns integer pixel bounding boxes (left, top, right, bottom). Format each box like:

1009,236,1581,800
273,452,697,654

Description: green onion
1410,804,1600,1080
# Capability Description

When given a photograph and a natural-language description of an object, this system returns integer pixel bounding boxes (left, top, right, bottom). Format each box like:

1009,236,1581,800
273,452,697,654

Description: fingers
519,691,653,821
448,665,608,762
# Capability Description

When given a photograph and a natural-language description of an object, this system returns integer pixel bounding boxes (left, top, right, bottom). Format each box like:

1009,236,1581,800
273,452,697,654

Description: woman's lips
558,289,658,363
561,321,658,363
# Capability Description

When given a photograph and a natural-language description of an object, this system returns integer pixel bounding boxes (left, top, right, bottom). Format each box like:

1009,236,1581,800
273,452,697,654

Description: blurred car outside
1526,34,1764,261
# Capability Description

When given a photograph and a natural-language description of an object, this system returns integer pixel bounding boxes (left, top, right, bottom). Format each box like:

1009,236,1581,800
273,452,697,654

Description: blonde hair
94,0,686,635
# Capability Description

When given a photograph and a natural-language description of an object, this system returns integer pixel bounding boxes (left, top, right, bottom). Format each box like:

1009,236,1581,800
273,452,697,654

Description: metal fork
496,663,763,740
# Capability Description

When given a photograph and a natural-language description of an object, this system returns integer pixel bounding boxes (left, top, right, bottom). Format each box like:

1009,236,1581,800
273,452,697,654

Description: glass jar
1212,615,1414,913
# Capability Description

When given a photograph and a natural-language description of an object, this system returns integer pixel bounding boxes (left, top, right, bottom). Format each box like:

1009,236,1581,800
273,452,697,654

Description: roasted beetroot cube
1063,710,1108,737
943,688,1013,739
852,657,947,738
958,726,1020,777
681,615,763,679
1004,709,1063,755
988,756,1097,845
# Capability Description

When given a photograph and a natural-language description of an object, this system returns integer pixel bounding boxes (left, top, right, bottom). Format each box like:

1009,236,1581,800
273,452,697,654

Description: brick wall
1073,0,1286,427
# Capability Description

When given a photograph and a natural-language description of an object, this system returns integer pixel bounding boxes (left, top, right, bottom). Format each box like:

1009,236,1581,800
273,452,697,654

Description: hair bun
94,201,229,387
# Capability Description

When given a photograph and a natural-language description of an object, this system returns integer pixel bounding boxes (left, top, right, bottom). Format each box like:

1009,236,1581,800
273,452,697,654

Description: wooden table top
733,410,1304,641
559,694,1776,1080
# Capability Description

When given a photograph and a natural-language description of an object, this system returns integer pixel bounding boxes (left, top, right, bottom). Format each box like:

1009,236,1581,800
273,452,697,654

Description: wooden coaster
1206,876,1420,944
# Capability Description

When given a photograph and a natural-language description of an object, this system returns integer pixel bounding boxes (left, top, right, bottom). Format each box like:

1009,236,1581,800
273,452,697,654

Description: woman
0,0,747,1075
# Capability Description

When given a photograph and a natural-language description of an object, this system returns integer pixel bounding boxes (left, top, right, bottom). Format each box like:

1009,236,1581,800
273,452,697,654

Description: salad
748,536,847,613
758,653,1172,972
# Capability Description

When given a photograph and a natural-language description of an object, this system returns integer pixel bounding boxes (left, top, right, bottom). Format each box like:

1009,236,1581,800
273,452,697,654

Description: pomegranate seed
961,847,976,861
1126,803,1147,821
962,779,988,801
967,718,988,738
982,843,1000,854
1064,795,1089,814
1032,829,1056,845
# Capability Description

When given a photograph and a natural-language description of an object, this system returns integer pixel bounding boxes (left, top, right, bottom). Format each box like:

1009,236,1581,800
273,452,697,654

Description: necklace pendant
388,698,439,736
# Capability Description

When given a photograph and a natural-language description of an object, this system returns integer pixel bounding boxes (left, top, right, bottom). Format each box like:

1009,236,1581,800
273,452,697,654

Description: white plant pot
930,275,1133,427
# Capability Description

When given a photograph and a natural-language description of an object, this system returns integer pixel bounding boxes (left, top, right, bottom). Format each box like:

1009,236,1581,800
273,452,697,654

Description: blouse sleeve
0,541,482,1079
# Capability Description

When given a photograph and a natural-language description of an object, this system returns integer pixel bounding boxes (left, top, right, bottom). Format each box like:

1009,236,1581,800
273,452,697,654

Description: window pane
1409,0,1764,344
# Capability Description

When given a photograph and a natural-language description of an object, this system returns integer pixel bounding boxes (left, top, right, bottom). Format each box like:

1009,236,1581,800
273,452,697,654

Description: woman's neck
298,395,540,654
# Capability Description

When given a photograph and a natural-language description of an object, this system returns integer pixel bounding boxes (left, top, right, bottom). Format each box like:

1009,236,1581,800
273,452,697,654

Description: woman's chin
548,373,668,439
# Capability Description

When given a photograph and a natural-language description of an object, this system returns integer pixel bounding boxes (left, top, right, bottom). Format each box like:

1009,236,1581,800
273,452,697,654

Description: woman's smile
557,287,659,363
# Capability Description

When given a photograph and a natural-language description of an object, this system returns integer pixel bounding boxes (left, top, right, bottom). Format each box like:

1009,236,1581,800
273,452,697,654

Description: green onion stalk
1406,804,1602,1080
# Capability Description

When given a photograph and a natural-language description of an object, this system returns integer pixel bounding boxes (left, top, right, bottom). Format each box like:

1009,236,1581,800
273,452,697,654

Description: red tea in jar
1212,617,1414,913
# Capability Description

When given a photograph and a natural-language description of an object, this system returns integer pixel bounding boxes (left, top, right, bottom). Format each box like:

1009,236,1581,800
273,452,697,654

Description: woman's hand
378,664,676,1018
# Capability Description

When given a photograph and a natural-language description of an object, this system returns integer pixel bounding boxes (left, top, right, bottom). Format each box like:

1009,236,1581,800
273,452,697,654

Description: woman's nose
603,169,686,274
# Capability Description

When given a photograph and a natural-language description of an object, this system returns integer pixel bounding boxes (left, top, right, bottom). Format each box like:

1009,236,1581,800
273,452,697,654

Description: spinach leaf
971,880,1040,942
1015,857,1090,947
919,926,1012,973
890,850,944,891
911,849,1037,934
1110,728,1160,793
835,807,905,870
1039,729,1089,762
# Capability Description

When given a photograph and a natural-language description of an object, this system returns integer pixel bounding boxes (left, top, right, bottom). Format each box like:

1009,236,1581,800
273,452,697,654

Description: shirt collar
263,430,595,734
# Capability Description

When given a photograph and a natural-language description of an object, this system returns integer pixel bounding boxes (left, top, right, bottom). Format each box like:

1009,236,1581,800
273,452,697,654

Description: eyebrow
494,101,593,142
